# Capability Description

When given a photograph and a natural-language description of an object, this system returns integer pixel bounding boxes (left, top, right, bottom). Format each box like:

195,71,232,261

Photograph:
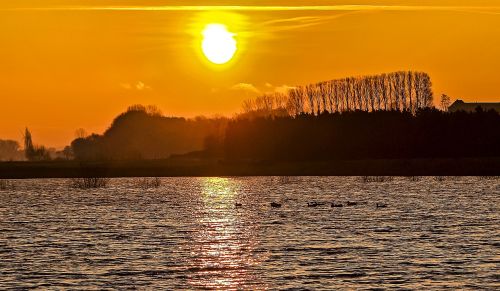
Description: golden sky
1,1,500,147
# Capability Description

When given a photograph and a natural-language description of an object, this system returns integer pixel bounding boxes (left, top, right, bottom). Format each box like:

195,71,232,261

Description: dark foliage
0,139,23,161
224,108,500,161
244,71,433,116
136,177,162,189
24,128,51,161
71,105,227,160
70,177,109,189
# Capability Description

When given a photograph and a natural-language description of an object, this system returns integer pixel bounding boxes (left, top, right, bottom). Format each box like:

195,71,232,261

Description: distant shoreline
1,157,499,178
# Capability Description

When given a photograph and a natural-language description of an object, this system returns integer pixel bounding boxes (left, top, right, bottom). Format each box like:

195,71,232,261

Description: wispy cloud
259,13,358,32
121,81,152,91
230,82,296,96
273,85,296,94
4,5,500,12
263,83,296,94
231,83,261,95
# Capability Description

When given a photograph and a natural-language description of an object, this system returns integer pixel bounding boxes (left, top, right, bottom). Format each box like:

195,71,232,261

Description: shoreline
1,157,499,178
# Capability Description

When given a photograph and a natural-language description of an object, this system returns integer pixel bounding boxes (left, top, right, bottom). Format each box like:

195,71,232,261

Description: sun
201,24,237,65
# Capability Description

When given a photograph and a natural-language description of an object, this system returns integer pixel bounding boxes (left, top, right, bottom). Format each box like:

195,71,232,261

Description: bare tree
242,98,256,114
440,94,452,111
421,73,434,108
75,128,88,139
24,128,50,161
407,71,414,113
287,88,304,116
242,71,434,116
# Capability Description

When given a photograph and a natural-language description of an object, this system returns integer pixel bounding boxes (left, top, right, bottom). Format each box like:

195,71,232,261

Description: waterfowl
307,202,325,207
331,203,343,208
346,201,358,206
270,202,282,208
376,203,388,208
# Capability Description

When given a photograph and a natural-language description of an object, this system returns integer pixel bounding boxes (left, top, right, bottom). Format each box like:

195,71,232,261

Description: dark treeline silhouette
63,72,499,163
224,108,500,161
0,130,68,162
71,105,227,160
0,139,24,161
24,128,51,161
243,71,433,117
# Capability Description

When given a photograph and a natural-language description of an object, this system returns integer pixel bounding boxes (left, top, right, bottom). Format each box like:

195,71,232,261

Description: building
448,100,500,113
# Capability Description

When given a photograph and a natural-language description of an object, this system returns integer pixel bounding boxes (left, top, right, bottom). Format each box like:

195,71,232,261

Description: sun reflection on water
187,177,264,289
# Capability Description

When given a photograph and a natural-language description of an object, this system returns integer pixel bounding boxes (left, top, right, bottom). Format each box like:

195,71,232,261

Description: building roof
449,100,500,113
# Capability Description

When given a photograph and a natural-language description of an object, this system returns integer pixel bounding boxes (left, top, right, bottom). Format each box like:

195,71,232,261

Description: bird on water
271,202,282,208
307,202,325,207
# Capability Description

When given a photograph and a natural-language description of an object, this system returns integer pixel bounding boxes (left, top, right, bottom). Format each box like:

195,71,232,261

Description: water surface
0,177,499,289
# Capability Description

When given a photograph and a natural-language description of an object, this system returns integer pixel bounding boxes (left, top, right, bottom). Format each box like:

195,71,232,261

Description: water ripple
0,176,498,289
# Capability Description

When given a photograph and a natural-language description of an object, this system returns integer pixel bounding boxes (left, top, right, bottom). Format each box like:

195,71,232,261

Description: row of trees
0,139,24,161
71,105,228,160
224,108,500,161
242,71,434,117
0,129,71,161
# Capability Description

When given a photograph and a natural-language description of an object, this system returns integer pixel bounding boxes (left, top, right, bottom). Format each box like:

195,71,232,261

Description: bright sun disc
202,24,237,65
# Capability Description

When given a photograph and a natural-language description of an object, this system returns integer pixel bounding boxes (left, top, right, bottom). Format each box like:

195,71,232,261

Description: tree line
71,105,227,160
242,71,434,117
13,71,499,163
224,108,500,161
24,128,51,161
63,104,499,161
0,139,24,161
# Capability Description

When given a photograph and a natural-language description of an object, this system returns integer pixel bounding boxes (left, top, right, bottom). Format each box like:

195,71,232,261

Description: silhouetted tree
224,109,500,162
24,128,35,160
24,128,50,161
70,105,229,161
75,128,88,139
243,71,434,117
0,139,24,161
62,146,74,160
440,94,452,111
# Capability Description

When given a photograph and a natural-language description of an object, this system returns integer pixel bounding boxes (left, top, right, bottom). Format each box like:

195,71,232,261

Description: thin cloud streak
259,12,359,33
231,83,261,95
4,5,500,12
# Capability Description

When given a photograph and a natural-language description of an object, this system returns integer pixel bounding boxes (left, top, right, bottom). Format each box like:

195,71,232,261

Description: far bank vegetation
7,71,497,164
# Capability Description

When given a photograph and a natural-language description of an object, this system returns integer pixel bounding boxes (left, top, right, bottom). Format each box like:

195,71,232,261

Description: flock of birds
235,201,388,209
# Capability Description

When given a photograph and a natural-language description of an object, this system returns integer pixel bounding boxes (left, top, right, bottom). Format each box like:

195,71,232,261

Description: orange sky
1,1,500,147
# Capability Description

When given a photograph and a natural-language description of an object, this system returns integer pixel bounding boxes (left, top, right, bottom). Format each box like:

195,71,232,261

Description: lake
0,177,498,289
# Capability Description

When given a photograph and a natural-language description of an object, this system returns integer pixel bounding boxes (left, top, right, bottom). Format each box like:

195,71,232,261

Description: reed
361,176,393,183
137,177,162,189
277,176,292,184
70,177,109,189
478,176,499,181
0,179,14,190
407,176,422,182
